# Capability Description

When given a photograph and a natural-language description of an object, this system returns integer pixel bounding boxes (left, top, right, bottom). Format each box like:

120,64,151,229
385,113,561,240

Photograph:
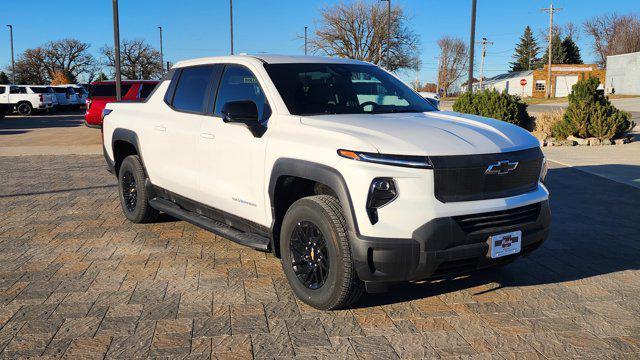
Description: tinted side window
0,87,5,94
172,66,216,113
30,87,48,94
214,65,269,121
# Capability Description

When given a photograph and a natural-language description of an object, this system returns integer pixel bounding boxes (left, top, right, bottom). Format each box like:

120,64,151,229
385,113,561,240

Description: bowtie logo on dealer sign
485,160,519,175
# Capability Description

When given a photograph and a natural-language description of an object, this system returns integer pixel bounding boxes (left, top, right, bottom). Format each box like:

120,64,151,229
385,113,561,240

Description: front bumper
350,200,550,283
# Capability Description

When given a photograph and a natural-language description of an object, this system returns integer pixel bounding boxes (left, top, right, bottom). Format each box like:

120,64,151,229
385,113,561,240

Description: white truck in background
0,85,55,115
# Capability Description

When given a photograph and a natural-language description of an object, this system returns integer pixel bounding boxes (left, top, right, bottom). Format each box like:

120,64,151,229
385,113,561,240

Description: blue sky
1,0,638,83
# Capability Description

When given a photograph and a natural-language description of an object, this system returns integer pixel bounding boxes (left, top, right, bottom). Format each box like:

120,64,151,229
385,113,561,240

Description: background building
605,52,640,95
472,71,533,97
474,64,605,98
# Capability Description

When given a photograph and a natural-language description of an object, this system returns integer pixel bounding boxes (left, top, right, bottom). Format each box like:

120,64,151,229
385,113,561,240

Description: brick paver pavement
0,155,639,359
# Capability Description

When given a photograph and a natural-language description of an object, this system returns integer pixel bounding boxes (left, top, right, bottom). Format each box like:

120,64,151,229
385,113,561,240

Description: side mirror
221,100,259,122
221,100,266,137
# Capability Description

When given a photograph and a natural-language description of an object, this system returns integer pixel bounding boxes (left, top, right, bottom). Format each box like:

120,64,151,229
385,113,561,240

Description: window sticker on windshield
244,77,257,84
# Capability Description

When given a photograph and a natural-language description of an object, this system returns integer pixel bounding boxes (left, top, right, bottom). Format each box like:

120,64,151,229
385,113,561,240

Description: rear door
145,65,218,199
0,86,9,104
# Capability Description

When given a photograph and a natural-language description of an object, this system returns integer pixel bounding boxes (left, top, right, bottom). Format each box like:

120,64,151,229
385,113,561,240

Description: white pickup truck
0,85,55,115
103,55,550,309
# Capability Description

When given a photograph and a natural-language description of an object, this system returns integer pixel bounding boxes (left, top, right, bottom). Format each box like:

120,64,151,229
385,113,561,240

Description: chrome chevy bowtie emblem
485,160,519,175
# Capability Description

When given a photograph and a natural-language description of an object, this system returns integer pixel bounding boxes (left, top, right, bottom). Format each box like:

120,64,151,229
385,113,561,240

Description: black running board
149,198,270,251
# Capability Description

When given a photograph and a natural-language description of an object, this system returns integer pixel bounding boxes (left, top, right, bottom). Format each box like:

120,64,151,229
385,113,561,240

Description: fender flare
110,128,144,173
112,128,141,153
268,158,361,244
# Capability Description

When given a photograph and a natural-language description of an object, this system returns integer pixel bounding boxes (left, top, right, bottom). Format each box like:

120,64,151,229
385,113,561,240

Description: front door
197,64,271,226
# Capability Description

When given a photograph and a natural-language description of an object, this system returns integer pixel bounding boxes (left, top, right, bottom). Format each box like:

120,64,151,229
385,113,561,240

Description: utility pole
542,1,562,98
467,0,477,93
229,0,234,55
477,37,493,90
6,25,15,84
112,0,122,101
435,56,441,97
158,26,164,74
304,26,308,55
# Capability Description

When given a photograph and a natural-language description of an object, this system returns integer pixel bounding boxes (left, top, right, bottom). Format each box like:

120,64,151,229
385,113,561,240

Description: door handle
154,125,166,132
200,132,215,139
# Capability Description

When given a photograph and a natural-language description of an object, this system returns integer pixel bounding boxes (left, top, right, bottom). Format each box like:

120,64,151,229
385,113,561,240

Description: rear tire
118,155,159,223
280,195,364,310
17,102,32,116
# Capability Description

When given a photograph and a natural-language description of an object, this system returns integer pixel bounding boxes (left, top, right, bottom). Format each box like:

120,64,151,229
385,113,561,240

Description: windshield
264,63,437,115
89,84,133,98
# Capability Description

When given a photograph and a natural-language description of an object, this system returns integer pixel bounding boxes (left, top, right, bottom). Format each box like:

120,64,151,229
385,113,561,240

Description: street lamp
6,25,15,84
380,0,391,68
229,0,234,55
112,0,122,101
158,26,164,73
304,26,308,56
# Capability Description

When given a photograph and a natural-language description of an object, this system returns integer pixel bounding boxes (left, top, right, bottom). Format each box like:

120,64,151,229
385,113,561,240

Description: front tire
17,102,33,116
118,155,159,223
280,195,364,310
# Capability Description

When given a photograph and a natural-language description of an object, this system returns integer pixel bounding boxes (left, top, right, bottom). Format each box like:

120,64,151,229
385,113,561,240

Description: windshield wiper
369,109,423,114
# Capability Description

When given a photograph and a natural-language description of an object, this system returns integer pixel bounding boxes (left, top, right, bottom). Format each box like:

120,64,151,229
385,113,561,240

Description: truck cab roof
172,54,370,69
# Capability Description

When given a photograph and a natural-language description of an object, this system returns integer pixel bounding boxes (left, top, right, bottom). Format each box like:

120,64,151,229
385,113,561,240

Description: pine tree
538,32,566,67
0,71,9,84
561,36,582,64
96,72,109,81
510,26,540,72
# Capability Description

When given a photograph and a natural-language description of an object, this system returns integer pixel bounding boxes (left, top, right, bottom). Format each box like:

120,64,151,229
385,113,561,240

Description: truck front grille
430,147,543,203
453,203,541,233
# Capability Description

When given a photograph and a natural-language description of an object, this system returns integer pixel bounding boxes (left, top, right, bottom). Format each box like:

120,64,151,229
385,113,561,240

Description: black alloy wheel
117,155,159,223
290,220,330,290
121,170,137,213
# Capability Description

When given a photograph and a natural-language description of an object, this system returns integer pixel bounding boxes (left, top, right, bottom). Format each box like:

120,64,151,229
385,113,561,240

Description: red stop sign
520,78,527,86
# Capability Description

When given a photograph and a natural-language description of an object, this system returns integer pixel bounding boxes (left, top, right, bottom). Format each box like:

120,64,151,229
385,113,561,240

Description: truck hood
300,111,540,156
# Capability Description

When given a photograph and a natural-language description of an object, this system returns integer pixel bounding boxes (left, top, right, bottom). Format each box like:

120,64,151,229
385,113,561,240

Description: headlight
338,149,432,169
366,178,397,224
540,157,548,183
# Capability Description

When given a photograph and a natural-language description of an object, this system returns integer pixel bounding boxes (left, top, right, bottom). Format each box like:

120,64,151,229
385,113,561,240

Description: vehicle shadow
0,130,29,135
0,112,85,130
352,164,640,308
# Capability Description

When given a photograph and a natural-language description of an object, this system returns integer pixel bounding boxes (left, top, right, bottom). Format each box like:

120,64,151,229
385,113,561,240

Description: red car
84,80,159,128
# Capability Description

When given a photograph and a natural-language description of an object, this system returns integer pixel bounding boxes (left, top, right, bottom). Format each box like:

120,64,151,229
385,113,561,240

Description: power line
477,37,494,89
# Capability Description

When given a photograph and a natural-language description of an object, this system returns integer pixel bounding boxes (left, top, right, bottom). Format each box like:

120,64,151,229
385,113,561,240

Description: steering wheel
360,101,378,111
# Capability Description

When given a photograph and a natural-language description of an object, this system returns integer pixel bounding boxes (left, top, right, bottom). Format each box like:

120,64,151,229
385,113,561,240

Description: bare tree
45,39,97,82
9,39,96,84
10,47,49,84
584,13,640,67
308,0,420,72
564,22,580,41
101,39,163,80
437,36,468,96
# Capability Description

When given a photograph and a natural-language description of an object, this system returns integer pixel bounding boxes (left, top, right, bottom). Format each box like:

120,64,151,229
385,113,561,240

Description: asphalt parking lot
0,139,639,357
0,112,101,156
